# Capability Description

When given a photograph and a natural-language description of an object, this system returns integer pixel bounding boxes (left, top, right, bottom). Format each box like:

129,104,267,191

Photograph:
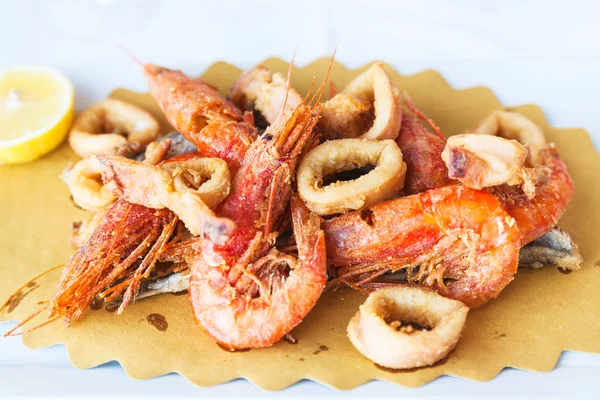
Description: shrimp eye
359,208,375,227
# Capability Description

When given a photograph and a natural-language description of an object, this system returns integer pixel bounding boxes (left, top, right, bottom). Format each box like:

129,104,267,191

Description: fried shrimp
143,64,256,173
442,134,550,198
347,285,468,369
396,113,449,195
325,185,522,308
472,110,547,164
319,63,402,140
98,155,233,243
61,157,117,211
297,138,406,215
68,98,160,157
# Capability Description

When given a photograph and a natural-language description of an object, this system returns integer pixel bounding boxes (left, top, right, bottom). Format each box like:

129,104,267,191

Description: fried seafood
162,157,231,210
106,264,191,306
136,132,199,163
519,227,582,271
396,113,449,195
4,54,583,376
61,157,116,211
442,134,550,198
190,197,327,349
98,155,233,242
324,185,522,308
70,208,108,248
230,65,303,125
4,200,179,334
472,110,547,164
144,64,256,172
470,112,574,245
188,64,331,348
319,63,402,140
297,138,406,215
489,144,573,245
68,98,160,157
347,286,468,369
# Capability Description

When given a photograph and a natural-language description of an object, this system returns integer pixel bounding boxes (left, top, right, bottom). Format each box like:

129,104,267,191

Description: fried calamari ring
472,110,547,164
162,157,231,210
347,286,469,369
61,157,116,211
320,63,402,140
442,134,551,198
229,65,303,125
297,138,406,215
68,98,160,157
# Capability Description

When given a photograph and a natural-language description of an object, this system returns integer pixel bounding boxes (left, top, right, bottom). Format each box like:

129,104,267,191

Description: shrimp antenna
404,96,445,140
309,47,337,107
3,305,60,337
0,263,64,313
275,48,297,122
118,43,144,67
302,76,316,104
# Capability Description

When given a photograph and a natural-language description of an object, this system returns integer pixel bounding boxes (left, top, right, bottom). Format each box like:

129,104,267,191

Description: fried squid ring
472,110,547,164
297,138,406,215
442,134,551,199
347,286,469,369
68,98,160,157
61,157,116,211
229,65,303,125
320,63,402,140
162,157,231,210
98,155,233,242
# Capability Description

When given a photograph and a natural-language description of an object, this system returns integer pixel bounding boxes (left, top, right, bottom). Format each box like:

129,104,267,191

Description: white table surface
1,0,599,398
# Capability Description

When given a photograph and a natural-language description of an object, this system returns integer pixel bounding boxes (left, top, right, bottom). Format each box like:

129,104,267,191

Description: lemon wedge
0,66,74,164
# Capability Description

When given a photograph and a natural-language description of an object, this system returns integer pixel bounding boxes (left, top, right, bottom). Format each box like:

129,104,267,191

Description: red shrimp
188,62,333,349
143,64,257,173
3,200,178,335
323,185,522,308
396,113,450,195
490,144,574,245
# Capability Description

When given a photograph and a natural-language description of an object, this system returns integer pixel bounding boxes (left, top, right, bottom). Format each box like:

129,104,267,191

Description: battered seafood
68,98,160,157
347,285,468,369
189,65,331,347
143,64,256,173
442,134,550,198
230,65,303,125
61,157,116,211
472,110,547,164
319,63,402,140
98,155,233,242
2,56,582,371
519,227,582,271
297,138,406,215
324,185,522,308
489,143,574,246
395,112,449,195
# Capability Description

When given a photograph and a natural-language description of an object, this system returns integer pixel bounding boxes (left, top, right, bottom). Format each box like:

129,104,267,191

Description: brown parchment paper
1,58,599,391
